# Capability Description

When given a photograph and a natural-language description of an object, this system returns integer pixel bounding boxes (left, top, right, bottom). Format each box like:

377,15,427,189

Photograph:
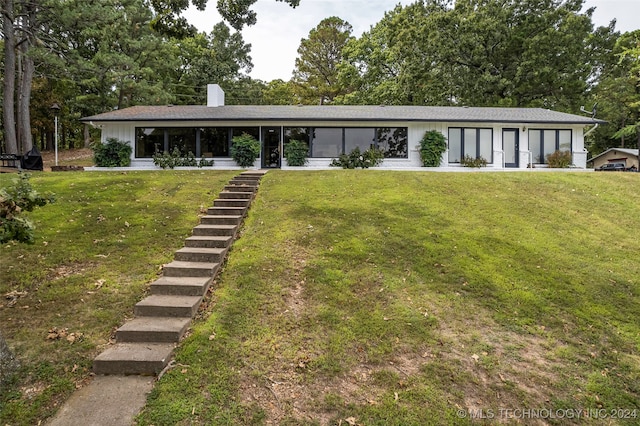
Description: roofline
80,117,603,125
588,147,640,162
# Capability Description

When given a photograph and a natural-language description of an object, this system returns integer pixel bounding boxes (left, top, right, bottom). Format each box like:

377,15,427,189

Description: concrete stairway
93,170,267,375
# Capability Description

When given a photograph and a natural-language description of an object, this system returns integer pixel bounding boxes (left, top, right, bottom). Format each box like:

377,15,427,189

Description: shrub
330,147,384,169
460,155,488,168
419,130,447,167
92,137,132,167
284,140,309,166
231,133,261,168
0,173,55,244
152,148,214,169
546,150,573,168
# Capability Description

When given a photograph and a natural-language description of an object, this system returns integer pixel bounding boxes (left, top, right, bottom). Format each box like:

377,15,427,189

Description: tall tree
171,22,253,105
1,0,18,153
149,0,301,33
292,16,353,105
339,0,611,111
609,30,640,160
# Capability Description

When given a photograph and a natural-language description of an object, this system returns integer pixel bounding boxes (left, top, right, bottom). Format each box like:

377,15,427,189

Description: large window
136,128,164,158
448,128,493,163
200,127,229,157
377,127,408,158
529,129,571,164
167,128,196,155
284,126,408,158
135,127,259,158
311,128,342,157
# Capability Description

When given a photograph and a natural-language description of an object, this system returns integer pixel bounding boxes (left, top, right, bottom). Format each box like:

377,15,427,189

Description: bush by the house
231,133,261,168
152,148,214,169
461,155,488,168
284,140,309,166
92,137,132,167
0,173,55,244
419,130,447,167
546,150,573,168
330,147,385,169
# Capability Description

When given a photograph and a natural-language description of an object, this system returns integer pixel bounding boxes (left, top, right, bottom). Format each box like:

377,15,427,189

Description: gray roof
82,105,603,125
588,148,639,162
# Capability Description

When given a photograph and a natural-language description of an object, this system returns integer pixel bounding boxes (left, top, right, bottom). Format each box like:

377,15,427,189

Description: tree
610,30,640,159
172,22,253,105
292,16,353,105
150,0,301,33
339,0,610,111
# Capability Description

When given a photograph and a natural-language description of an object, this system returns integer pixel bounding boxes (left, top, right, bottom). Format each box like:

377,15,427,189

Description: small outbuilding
589,148,639,170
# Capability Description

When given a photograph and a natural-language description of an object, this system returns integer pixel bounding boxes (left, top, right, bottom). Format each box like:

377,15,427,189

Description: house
81,84,603,170
588,148,639,170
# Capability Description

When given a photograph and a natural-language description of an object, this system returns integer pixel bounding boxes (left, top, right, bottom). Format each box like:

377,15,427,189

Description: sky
184,0,640,82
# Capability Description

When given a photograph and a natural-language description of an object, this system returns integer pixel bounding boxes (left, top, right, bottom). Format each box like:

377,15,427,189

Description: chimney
207,84,225,107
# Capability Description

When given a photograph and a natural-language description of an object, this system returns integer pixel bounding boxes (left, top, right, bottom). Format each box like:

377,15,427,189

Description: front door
503,129,519,168
262,127,281,168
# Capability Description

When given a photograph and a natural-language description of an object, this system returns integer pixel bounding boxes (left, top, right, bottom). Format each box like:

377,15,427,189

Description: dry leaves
46,327,84,344
4,290,27,307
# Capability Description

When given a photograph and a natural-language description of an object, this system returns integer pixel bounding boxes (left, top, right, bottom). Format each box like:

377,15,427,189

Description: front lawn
1,170,638,425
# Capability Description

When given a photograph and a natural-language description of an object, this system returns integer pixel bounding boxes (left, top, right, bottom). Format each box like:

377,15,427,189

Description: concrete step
213,198,251,208
223,184,257,192
229,179,259,186
235,173,263,180
174,247,227,263
219,191,253,200
134,295,203,317
200,215,243,225
192,224,237,237
162,260,220,277
93,343,175,375
240,170,268,177
116,317,191,343
184,235,233,248
150,276,211,296
206,206,247,216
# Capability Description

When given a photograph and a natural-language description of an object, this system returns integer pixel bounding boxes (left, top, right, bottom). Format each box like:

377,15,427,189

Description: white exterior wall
96,120,586,170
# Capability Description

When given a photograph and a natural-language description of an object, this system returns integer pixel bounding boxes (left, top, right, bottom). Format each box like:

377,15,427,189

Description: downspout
584,123,599,138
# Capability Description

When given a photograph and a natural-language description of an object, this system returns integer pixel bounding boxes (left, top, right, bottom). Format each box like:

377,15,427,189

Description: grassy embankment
1,170,638,425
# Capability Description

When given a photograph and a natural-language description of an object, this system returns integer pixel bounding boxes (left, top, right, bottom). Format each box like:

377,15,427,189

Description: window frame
448,127,494,164
528,129,572,164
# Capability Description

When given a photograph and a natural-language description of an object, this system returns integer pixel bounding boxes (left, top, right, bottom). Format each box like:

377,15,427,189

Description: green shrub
152,148,214,169
419,130,447,167
231,133,261,168
460,155,488,168
546,150,573,168
284,140,309,166
330,147,384,169
92,137,132,167
0,173,55,244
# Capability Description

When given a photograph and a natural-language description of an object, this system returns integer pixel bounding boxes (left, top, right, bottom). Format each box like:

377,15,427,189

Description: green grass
2,170,639,425
0,170,237,424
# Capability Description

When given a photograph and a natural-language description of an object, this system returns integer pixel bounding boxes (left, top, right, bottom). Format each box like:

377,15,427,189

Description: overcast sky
184,0,640,82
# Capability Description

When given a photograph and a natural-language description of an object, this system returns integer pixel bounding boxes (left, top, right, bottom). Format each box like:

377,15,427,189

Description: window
135,128,164,158
311,128,342,157
448,128,493,163
232,127,259,140
167,128,196,155
345,128,375,153
299,127,408,158
200,128,229,157
528,129,572,164
377,127,408,158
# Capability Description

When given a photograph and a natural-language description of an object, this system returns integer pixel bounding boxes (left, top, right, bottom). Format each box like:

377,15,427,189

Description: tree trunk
2,0,18,154
84,124,91,147
18,42,34,153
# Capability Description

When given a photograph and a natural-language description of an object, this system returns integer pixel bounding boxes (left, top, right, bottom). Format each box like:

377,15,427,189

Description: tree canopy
0,0,637,159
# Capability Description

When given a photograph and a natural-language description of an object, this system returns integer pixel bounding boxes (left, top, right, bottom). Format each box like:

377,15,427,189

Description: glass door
503,129,519,168
262,127,281,168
